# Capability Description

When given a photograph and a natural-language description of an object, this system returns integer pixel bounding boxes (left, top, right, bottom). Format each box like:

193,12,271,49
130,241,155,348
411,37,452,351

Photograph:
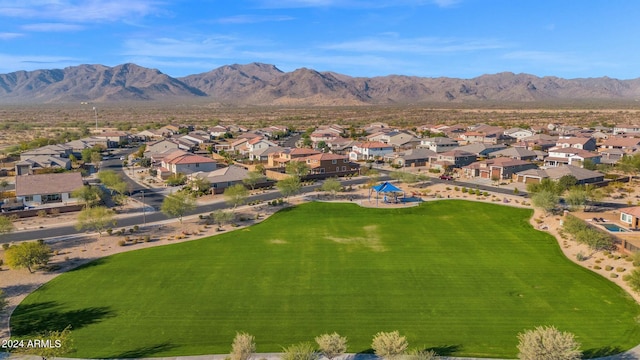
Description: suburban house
324,138,355,153
15,172,84,207
619,207,640,230
251,146,284,162
544,148,601,167
209,125,230,138
613,124,640,135
463,157,537,180
310,131,341,144
15,156,71,175
297,153,360,176
192,165,255,193
419,137,459,153
599,137,640,152
349,142,394,161
455,143,507,158
135,129,164,141
491,147,538,161
144,139,180,160
384,148,436,167
432,150,476,169
247,137,278,161
513,134,558,151
555,136,597,151
514,164,605,185
159,150,217,177
93,131,129,148
267,148,321,168
20,144,72,161
368,130,417,148
504,128,535,140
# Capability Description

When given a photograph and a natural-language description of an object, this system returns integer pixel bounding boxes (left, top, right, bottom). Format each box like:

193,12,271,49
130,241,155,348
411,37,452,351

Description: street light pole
93,107,98,132
141,190,146,226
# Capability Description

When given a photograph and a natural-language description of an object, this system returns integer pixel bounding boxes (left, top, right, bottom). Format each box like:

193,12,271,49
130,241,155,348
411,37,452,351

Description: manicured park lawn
11,201,640,358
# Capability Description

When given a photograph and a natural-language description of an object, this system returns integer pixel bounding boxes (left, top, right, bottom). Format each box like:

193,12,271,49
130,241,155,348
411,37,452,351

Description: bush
143,235,151,242
230,332,255,360
281,342,318,360
117,240,126,246
133,225,139,232
2,243,9,250
576,252,587,261
106,228,113,235
617,267,626,272
605,265,614,271
611,273,619,278
371,331,408,360
315,333,348,360
517,326,581,360
593,265,602,270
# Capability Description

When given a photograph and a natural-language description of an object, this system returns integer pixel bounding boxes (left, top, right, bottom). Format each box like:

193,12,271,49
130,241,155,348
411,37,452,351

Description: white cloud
253,0,458,9
215,14,295,24
322,36,506,54
0,53,82,73
0,0,163,23
21,23,84,32
0,32,23,40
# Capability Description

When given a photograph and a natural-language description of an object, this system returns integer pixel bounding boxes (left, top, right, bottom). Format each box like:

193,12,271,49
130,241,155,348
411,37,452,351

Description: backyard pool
601,223,630,232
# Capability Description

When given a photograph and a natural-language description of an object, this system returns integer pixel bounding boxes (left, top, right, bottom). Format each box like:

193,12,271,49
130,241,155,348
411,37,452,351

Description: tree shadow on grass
108,342,177,358
66,257,108,272
424,344,462,356
583,346,638,359
11,301,114,337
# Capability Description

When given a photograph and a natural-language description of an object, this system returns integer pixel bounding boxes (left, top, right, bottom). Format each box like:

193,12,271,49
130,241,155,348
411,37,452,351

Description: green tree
75,206,116,236
557,175,578,193
71,185,103,208
371,331,408,360
320,178,342,199
166,173,187,186
189,176,211,196
625,268,640,293
0,215,14,239
90,151,103,166
617,153,640,174
161,192,196,226
19,325,74,359
277,176,302,199
531,190,558,214
0,179,8,198
5,241,52,273
281,342,318,360
565,186,588,211
286,161,310,178
315,332,348,360
230,332,255,360
224,184,249,209
517,325,581,360
211,210,235,229
243,170,265,191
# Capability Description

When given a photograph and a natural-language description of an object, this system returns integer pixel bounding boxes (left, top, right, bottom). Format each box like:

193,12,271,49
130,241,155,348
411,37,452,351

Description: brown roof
16,172,83,196
620,207,640,218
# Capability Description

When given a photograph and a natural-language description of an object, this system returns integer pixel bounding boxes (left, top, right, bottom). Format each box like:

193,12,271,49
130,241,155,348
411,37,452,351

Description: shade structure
369,181,405,206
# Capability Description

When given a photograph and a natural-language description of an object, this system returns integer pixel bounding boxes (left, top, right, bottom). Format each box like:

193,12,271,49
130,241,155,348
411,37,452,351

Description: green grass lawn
11,201,640,358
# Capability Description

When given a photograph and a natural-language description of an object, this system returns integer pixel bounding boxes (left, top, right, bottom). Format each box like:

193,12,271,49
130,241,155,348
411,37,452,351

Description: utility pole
93,107,98,132
141,190,146,226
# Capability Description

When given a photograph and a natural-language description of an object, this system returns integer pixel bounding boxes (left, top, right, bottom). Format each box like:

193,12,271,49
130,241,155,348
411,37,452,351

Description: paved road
1,176,379,243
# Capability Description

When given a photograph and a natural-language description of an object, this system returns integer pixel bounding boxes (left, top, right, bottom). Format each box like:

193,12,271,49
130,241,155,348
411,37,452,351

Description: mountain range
1,62,640,105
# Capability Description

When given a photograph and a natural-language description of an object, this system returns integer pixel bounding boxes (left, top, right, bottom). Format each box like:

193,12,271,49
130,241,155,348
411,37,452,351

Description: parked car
439,174,453,180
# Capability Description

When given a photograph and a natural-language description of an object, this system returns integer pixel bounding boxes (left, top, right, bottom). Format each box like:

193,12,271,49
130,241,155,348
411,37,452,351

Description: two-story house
545,148,601,168
349,142,394,161
555,136,597,151
419,137,459,153
432,150,476,170
159,150,217,178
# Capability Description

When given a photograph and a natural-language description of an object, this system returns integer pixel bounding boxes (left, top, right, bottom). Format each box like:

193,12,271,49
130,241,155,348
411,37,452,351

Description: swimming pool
601,223,630,233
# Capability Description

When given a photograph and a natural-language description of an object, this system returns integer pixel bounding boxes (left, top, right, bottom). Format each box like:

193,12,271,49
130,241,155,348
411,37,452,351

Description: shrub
611,273,619,278
143,235,151,242
517,326,581,360
280,342,318,360
617,267,626,272
371,331,408,360
593,265,602,270
605,265,614,271
2,243,9,250
133,225,139,232
106,228,113,235
117,240,126,246
230,332,255,360
576,252,587,261
315,333,348,360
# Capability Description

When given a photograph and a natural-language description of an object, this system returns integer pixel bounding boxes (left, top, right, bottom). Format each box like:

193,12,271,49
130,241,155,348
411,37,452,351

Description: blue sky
1,0,639,79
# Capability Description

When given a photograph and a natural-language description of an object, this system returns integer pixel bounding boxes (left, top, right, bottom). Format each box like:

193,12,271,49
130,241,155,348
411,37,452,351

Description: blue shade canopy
371,182,403,193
